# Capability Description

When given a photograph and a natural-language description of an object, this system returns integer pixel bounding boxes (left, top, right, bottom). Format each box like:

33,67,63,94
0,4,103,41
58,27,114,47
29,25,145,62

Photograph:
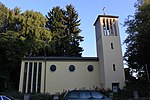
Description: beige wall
45,60,100,94
99,17,125,89
94,18,106,88
94,16,125,90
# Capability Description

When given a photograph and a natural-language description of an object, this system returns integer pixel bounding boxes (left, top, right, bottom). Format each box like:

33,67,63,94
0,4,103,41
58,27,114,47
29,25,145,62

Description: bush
30,93,52,100
0,90,24,100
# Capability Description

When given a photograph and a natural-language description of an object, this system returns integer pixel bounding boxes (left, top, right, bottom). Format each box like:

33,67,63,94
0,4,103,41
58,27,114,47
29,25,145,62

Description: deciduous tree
124,0,150,81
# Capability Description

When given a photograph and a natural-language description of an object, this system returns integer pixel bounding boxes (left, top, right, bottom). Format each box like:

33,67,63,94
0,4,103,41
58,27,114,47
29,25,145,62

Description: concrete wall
19,58,101,94
94,15,125,89
45,60,100,94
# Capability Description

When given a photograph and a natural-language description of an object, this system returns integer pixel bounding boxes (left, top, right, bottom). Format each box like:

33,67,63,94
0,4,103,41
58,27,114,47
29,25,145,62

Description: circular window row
50,65,94,72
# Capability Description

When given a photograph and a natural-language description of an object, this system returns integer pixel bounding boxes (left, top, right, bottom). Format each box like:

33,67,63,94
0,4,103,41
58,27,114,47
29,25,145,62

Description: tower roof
93,15,119,26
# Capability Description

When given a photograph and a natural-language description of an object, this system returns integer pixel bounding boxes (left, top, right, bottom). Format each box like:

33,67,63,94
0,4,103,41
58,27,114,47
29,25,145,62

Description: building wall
45,60,100,93
19,58,101,94
19,14,126,94
94,15,125,90
94,18,106,88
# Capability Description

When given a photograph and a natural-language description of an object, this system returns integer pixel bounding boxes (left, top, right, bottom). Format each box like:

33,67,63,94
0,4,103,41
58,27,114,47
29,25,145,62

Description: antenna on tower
103,7,106,15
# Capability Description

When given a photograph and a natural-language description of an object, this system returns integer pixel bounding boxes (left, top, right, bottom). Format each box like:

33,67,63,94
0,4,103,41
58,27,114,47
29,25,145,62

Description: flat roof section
22,57,99,61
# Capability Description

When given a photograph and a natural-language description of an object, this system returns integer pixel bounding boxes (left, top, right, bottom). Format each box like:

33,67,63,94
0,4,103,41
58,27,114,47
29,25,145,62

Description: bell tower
94,15,125,91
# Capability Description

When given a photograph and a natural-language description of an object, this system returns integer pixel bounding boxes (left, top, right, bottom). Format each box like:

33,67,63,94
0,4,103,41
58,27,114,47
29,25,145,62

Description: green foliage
0,2,53,91
0,2,84,91
46,6,66,56
46,4,84,57
113,81,150,99
20,10,52,56
0,3,22,90
144,0,150,4
124,1,150,80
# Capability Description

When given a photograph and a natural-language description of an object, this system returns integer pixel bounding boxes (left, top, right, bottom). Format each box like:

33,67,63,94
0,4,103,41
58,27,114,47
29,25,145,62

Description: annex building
19,14,125,94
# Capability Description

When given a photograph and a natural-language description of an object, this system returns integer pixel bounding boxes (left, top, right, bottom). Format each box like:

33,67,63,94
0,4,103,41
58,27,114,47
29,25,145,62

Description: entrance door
112,83,119,93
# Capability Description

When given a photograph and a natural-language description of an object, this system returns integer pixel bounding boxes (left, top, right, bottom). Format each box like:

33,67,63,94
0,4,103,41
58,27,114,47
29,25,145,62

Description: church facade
19,14,125,94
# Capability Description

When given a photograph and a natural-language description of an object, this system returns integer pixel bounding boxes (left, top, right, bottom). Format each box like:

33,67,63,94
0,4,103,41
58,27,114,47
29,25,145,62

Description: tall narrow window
37,62,42,92
28,62,32,93
106,19,110,35
110,19,114,35
113,64,116,71
113,19,117,36
33,62,37,92
23,62,28,93
103,19,107,36
111,43,114,49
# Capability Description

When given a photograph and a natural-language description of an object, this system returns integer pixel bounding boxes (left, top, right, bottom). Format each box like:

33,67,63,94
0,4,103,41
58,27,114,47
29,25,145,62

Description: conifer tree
46,5,84,57
63,4,83,57
46,6,66,56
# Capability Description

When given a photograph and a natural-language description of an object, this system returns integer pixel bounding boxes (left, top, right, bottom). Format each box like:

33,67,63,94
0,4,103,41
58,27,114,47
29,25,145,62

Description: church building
19,14,125,94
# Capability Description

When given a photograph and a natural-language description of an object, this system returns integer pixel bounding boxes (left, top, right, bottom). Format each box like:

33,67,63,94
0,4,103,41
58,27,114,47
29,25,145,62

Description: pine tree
64,4,83,57
46,5,84,57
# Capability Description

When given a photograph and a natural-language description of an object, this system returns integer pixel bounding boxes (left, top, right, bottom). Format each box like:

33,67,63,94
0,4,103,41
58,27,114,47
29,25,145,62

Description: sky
0,0,137,57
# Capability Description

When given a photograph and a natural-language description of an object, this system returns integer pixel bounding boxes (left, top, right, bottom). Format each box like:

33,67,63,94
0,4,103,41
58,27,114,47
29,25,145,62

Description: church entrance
112,83,119,93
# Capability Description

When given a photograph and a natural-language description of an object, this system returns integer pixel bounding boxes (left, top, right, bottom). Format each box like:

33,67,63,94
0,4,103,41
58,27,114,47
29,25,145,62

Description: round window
87,65,94,72
69,65,75,72
50,65,56,72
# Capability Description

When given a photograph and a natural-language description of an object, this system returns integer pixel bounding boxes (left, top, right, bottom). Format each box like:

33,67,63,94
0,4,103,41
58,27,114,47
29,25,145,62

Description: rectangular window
23,62,28,93
106,19,110,35
33,62,37,92
28,62,33,93
110,19,114,36
111,43,114,49
113,19,117,36
103,19,107,36
113,64,116,71
37,62,42,92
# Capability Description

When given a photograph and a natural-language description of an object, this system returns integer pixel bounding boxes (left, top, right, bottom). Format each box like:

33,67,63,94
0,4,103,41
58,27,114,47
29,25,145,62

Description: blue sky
1,0,137,57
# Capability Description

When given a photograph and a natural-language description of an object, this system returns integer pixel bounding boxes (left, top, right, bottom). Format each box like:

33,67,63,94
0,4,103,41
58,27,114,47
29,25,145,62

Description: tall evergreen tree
64,4,83,57
46,6,66,56
46,5,84,57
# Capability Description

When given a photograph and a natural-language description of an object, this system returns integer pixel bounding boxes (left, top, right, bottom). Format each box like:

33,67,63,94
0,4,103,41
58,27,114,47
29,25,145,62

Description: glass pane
68,91,79,99
80,91,91,98
2,96,9,100
91,91,104,99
